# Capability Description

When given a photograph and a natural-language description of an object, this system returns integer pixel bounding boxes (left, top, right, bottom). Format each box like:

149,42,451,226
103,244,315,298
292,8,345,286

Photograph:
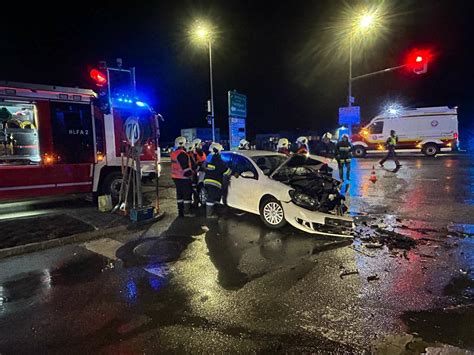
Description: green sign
228,91,247,118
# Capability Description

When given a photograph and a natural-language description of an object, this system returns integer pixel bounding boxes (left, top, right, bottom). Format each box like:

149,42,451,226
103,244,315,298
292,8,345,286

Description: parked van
351,106,459,157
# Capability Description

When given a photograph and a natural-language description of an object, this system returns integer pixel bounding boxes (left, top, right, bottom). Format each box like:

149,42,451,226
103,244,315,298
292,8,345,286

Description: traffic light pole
351,64,407,81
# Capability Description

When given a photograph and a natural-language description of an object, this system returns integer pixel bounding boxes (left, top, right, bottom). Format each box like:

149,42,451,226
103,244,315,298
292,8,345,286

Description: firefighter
277,138,291,156
192,138,207,169
170,136,194,217
314,132,336,158
185,142,199,207
203,142,231,218
379,129,401,168
336,134,352,181
295,136,309,154
238,139,250,150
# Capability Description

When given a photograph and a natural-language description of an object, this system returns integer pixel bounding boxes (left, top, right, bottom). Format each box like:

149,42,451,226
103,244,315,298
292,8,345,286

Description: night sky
1,0,473,143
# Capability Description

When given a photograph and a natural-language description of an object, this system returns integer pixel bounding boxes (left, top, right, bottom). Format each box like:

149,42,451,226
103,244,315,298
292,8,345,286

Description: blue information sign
338,106,361,126
228,91,247,118
229,117,246,150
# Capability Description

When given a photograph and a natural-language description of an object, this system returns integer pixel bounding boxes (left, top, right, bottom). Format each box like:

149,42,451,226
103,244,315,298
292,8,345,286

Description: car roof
222,150,286,158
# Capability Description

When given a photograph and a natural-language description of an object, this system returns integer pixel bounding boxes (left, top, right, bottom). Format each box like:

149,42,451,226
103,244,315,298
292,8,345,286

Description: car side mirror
240,171,255,179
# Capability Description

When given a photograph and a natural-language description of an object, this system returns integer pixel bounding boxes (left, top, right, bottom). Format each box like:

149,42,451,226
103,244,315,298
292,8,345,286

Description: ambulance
351,106,459,157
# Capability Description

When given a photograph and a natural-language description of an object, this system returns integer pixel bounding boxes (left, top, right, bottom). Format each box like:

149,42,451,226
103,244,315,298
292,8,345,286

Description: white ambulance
351,106,459,157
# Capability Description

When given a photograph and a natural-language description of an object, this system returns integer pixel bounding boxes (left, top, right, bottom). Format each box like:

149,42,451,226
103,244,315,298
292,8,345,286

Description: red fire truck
0,79,160,201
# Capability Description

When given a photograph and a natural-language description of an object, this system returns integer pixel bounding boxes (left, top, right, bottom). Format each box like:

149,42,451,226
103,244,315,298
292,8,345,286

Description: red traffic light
90,69,107,86
405,49,433,75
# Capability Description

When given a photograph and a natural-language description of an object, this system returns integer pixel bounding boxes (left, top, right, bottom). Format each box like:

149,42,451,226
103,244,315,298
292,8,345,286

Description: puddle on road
0,254,110,307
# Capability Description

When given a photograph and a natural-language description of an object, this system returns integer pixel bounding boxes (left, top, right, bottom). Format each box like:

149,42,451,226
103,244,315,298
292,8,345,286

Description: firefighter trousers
337,159,351,180
173,178,192,216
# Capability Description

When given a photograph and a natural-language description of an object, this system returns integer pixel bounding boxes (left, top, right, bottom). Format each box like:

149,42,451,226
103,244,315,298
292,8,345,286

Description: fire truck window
0,103,41,165
50,102,94,163
369,121,384,134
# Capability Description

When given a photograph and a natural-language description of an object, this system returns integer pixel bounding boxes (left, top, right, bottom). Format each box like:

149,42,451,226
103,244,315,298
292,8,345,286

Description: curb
0,225,129,260
0,212,166,260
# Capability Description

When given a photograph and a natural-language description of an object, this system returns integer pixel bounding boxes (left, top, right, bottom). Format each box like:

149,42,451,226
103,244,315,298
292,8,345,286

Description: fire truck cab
0,81,160,201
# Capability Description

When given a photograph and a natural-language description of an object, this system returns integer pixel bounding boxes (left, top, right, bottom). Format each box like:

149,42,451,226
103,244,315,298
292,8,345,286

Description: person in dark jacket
314,132,336,158
336,134,352,181
379,130,401,168
170,136,193,217
203,142,231,218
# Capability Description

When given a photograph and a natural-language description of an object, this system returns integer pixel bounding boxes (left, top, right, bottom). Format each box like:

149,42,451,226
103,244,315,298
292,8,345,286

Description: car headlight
289,190,318,210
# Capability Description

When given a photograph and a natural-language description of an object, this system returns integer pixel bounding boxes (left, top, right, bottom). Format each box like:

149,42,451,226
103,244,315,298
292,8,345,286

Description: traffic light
405,49,433,75
90,68,110,114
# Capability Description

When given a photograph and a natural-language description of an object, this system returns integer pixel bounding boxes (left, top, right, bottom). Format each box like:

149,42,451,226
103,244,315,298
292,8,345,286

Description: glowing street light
190,20,217,141
348,8,384,107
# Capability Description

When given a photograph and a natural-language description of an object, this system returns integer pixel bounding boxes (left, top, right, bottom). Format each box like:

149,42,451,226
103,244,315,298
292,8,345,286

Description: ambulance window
0,103,41,165
50,102,94,163
369,121,384,134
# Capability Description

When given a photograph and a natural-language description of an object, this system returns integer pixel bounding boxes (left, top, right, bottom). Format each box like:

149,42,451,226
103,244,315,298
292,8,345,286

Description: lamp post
348,12,376,107
192,21,216,142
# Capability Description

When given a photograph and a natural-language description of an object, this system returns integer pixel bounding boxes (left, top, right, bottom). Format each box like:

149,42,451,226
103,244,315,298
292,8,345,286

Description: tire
101,172,123,201
352,145,366,158
422,143,439,157
259,197,287,229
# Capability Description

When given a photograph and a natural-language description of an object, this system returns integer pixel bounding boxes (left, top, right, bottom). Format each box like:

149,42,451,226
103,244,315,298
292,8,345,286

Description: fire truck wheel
102,172,123,200
352,145,366,158
422,143,439,157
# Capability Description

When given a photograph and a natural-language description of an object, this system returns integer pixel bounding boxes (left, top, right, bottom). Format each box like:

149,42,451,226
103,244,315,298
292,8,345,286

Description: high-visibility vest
388,136,398,146
171,149,191,179
194,151,207,164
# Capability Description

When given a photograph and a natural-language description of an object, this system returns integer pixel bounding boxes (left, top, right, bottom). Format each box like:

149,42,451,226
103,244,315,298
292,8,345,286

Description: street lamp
190,20,216,142
347,9,382,107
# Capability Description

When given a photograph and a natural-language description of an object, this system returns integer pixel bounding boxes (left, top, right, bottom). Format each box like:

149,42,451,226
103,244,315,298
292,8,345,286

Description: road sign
229,117,246,150
228,91,247,118
124,116,141,146
339,106,360,126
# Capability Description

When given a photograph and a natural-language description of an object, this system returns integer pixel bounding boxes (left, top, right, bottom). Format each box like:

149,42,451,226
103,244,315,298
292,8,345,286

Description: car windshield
271,154,327,181
251,155,287,176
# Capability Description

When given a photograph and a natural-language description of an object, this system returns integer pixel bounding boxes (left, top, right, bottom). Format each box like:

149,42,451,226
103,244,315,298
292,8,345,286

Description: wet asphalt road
1,154,474,353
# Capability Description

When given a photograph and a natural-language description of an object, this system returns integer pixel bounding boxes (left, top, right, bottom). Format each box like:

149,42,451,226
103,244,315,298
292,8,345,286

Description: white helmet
174,136,187,148
184,142,194,152
277,138,289,149
239,139,250,150
192,138,202,150
209,142,224,154
322,132,332,140
296,136,308,145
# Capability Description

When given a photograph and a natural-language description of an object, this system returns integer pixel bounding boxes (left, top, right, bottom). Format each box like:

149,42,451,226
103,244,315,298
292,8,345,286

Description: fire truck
0,68,160,201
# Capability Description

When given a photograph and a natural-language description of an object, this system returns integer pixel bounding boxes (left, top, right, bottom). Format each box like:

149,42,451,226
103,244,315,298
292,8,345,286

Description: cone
369,165,377,183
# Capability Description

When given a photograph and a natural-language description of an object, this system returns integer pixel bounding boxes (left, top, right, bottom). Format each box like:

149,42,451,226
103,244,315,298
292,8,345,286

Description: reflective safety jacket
187,151,198,173
296,147,309,155
203,153,231,189
194,150,207,167
171,148,192,179
386,135,398,149
336,141,352,161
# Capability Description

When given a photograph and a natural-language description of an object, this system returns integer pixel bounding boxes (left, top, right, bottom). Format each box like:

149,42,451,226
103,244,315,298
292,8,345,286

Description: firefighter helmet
277,138,289,149
184,142,194,152
174,136,187,148
296,136,308,145
238,139,250,150
209,142,224,154
322,132,332,140
192,138,202,150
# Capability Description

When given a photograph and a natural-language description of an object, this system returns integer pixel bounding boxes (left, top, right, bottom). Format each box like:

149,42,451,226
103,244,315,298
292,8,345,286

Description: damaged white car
201,150,353,238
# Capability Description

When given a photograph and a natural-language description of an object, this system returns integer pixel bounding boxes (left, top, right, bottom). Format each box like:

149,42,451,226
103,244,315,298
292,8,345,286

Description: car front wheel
259,197,287,229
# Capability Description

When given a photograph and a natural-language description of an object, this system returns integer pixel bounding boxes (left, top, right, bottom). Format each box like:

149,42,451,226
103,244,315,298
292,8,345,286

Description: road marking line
83,238,124,260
